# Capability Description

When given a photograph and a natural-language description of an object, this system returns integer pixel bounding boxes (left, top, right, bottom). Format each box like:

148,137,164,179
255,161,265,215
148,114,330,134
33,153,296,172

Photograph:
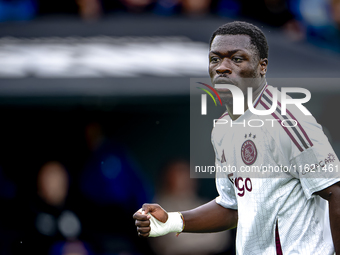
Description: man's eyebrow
209,49,246,56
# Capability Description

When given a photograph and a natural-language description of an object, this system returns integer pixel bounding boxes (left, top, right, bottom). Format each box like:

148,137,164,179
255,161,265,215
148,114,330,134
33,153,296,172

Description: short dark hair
209,21,269,59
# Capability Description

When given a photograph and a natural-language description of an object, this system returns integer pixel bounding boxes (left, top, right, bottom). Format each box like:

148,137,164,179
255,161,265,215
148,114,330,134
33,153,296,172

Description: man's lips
214,76,234,84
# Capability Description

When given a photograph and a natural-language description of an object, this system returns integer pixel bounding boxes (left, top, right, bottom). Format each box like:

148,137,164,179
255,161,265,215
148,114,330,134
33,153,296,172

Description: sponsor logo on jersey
228,173,252,197
235,177,252,197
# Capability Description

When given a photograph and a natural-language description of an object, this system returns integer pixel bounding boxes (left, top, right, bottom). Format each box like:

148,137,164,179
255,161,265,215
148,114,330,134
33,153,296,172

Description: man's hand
133,203,168,238
133,200,237,238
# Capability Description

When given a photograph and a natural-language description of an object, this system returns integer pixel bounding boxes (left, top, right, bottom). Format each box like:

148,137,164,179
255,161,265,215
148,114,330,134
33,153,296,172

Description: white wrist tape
148,212,183,237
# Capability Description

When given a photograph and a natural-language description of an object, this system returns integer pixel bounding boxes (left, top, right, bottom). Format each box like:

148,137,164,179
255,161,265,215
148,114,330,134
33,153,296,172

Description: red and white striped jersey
213,85,339,255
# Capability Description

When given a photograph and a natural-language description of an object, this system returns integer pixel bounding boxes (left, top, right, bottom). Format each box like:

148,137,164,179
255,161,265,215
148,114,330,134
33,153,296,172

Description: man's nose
216,59,232,74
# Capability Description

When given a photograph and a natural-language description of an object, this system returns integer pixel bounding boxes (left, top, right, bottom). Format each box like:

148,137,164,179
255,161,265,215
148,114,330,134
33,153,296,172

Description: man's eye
233,57,243,62
210,57,219,63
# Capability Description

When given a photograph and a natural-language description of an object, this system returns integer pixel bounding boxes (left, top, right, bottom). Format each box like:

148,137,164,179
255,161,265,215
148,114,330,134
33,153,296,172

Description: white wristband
148,212,183,237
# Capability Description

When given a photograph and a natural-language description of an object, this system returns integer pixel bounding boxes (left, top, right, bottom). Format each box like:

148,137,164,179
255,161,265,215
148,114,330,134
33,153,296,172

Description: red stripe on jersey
265,89,313,147
275,221,283,255
219,112,229,119
260,100,304,152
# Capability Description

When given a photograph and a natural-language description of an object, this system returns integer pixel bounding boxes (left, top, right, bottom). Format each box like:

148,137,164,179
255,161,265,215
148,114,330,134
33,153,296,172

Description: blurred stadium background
0,0,340,254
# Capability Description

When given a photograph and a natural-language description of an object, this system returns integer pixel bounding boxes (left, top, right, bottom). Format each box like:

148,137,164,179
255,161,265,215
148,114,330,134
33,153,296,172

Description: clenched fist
133,203,183,237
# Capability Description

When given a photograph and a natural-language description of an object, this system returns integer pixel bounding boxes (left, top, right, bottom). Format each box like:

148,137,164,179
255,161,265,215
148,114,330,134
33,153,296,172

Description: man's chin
220,95,233,107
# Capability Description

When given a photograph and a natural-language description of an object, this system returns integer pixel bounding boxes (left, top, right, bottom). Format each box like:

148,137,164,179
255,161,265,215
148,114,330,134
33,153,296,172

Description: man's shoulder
255,85,317,154
259,85,317,126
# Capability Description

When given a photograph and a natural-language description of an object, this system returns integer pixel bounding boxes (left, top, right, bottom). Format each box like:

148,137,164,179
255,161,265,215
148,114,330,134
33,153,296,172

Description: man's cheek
208,68,215,77
239,66,258,78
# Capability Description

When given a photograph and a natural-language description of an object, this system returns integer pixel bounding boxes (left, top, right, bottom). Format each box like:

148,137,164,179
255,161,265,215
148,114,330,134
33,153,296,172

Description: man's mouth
214,76,233,84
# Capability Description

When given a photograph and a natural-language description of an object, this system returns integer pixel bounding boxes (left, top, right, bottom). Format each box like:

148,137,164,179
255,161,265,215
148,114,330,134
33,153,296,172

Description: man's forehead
210,34,252,52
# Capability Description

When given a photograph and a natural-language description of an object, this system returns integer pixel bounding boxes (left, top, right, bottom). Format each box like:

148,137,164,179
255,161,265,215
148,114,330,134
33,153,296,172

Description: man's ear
259,58,268,77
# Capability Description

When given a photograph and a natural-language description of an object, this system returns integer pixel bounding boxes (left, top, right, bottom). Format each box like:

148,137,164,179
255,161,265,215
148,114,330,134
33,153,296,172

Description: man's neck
226,80,267,121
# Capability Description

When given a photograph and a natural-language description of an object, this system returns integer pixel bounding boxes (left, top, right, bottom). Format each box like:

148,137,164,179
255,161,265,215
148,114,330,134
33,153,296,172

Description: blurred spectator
181,0,212,16
331,0,340,29
38,0,102,20
50,240,92,255
25,161,91,255
37,162,69,207
283,18,306,41
288,0,340,51
78,122,153,254
119,0,155,13
0,0,37,22
150,159,234,255
154,0,180,16
76,0,102,20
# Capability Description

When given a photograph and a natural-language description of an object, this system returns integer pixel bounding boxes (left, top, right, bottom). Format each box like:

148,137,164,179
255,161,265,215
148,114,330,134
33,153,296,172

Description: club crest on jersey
241,134,257,165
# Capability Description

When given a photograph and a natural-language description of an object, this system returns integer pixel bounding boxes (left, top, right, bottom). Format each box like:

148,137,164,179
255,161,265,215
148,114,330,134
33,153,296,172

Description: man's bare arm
182,200,238,232
133,199,238,237
315,181,340,254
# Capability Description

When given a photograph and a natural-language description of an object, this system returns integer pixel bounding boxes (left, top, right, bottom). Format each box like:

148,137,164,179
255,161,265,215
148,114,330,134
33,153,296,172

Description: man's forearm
181,200,238,233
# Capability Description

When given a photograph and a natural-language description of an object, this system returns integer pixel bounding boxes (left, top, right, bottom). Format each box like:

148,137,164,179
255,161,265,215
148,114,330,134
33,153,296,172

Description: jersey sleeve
282,108,340,200
215,172,238,210
212,131,238,210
